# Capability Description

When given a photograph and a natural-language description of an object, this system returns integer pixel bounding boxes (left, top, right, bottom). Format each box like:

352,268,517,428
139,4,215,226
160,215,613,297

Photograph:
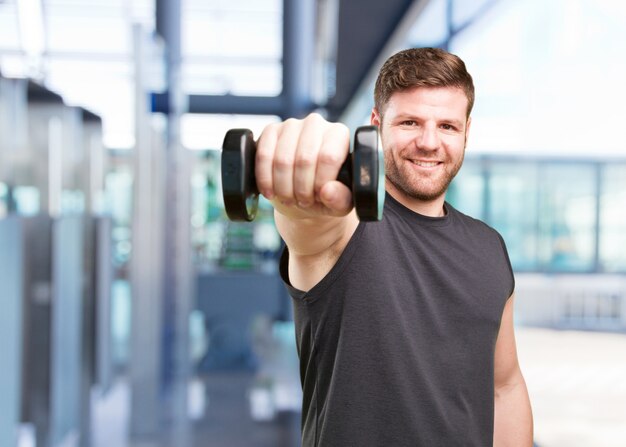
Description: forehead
384,86,469,118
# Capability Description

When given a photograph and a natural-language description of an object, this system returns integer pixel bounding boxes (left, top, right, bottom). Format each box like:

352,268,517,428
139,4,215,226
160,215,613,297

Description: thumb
319,181,353,216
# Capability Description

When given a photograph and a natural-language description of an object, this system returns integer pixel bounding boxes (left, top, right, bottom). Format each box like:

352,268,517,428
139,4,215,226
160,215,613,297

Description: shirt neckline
384,192,453,227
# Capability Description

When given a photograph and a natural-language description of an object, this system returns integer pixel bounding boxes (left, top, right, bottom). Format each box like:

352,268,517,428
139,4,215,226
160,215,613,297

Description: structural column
281,0,317,119
156,0,193,445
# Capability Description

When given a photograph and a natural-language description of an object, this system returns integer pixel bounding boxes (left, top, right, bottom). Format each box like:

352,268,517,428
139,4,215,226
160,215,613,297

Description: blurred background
1,0,625,446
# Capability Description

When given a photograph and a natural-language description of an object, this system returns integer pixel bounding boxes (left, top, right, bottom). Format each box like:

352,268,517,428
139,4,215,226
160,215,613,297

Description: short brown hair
374,47,474,118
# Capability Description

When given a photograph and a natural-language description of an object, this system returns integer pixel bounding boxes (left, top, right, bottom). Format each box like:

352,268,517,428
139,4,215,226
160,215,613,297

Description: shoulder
447,203,515,295
446,202,513,267
447,202,505,242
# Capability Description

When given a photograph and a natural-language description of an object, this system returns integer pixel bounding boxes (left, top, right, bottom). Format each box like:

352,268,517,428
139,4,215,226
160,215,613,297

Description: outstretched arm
493,294,534,446
256,113,359,291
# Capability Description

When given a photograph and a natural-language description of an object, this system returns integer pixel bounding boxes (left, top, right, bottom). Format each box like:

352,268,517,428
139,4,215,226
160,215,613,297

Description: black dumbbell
221,125,385,222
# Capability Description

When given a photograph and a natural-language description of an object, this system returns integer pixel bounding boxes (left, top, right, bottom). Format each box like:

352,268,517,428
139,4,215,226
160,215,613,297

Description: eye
440,123,457,131
400,120,417,126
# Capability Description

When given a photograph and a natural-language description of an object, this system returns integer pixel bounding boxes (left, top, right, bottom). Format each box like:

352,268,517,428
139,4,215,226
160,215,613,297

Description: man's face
371,86,471,204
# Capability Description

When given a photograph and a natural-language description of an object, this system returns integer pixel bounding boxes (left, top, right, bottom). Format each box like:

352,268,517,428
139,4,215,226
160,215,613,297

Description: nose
415,124,439,151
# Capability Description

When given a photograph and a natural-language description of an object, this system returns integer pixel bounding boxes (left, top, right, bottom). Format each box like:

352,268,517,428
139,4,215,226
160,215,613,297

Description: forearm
275,208,359,291
493,379,533,447
274,207,357,257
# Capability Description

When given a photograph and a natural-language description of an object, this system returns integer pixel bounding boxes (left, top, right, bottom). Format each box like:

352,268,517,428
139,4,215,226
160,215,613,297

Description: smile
411,160,441,168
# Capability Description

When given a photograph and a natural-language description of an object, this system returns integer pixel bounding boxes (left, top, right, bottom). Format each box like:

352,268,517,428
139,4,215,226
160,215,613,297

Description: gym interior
1,0,626,446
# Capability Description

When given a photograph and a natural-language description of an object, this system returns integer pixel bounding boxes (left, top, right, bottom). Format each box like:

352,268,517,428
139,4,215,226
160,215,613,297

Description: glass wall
449,158,626,273
489,161,540,271
600,164,626,272
537,164,597,272
446,157,485,220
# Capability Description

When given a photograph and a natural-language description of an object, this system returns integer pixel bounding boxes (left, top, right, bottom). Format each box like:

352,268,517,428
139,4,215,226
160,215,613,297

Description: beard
384,147,465,202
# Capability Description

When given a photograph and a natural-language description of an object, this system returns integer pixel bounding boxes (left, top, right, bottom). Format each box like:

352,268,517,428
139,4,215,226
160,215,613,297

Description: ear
465,116,472,146
371,108,382,127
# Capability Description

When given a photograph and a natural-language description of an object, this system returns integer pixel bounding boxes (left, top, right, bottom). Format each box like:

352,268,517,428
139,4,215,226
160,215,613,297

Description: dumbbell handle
221,126,384,222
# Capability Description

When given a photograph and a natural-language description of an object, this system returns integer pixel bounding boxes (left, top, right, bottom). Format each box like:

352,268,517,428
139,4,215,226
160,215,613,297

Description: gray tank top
280,193,514,446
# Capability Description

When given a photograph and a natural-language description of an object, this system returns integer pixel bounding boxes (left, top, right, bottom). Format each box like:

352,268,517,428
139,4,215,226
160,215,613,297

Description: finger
319,180,353,216
315,123,350,200
293,114,325,207
273,118,302,204
255,123,279,199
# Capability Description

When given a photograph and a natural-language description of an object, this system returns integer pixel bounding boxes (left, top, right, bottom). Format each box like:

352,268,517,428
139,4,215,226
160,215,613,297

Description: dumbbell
221,125,385,222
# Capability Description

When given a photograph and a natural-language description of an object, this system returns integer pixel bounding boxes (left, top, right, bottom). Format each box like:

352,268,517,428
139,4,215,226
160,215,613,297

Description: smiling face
371,86,471,215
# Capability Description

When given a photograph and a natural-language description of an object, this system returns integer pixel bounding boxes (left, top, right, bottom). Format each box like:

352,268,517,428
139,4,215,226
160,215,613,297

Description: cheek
382,131,413,155
443,135,467,156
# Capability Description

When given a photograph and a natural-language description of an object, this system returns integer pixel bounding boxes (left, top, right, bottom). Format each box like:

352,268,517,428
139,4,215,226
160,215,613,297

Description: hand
255,113,353,219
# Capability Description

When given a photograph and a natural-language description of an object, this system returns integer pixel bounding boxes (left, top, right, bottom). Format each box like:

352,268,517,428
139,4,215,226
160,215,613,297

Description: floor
516,327,626,447
87,327,626,447
193,371,300,447
91,371,300,447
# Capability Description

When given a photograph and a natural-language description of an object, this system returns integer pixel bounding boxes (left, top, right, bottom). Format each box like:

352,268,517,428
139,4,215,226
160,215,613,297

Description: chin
386,162,457,202
390,180,447,202
407,178,450,201
408,189,447,202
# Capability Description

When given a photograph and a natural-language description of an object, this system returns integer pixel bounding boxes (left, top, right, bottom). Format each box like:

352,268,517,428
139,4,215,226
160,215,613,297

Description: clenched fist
255,113,354,219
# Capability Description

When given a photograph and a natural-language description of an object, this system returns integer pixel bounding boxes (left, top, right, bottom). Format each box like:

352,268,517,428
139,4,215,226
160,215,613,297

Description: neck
385,183,447,217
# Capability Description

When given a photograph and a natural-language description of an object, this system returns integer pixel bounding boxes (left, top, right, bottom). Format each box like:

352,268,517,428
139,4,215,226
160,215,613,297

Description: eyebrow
395,114,466,129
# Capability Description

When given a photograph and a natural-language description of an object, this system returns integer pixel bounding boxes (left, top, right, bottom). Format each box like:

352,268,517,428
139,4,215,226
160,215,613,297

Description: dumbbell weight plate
221,129,259,222
352,125,385,221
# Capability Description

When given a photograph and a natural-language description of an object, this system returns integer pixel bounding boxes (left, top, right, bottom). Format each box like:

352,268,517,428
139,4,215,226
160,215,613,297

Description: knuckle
332,122,350,138
255,160,271,179
266,121,281,133
295,151,316,169
256,176,269,188
276,188,294,200
274,153,294,170
255,164,270,180
259,123,279,141
294,184,312,198
319,149,343,167
283,117,301,129
256,148,272,165
256,179,271,193
305,112,324,124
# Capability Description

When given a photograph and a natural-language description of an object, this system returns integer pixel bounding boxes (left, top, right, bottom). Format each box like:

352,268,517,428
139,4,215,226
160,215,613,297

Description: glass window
46,15,130,54
181,113,280,150
0,2,21,51
488,161,540,271
45,60,135,149
182,0,282,97
433,158,624,274
599,164,626,272
406,0,449,47
447,157,485,220
105,162,133,267
451,0,499,31
13,185,40,215
0,182,7,218
537,164,597,272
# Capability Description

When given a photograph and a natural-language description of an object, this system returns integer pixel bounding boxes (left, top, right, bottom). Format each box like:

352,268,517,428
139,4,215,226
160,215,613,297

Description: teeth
413,161,439,167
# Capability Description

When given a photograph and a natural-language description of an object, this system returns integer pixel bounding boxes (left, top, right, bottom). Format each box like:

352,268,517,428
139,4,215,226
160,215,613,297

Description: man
255,47,533,446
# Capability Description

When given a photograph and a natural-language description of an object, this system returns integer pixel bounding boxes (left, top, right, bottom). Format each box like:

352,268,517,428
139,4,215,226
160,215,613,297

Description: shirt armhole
279,222,366,303
279,246,306,300
496,232,515,298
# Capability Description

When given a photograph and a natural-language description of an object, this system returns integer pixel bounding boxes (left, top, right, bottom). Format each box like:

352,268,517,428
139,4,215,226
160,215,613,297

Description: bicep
494,293,523,390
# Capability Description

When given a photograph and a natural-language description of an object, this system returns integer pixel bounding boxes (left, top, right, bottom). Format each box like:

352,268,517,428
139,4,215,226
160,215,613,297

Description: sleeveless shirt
280,193,515,446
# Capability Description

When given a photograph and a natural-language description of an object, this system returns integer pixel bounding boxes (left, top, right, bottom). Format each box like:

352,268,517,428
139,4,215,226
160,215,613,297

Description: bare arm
256,113,359,291
493,294,534,446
